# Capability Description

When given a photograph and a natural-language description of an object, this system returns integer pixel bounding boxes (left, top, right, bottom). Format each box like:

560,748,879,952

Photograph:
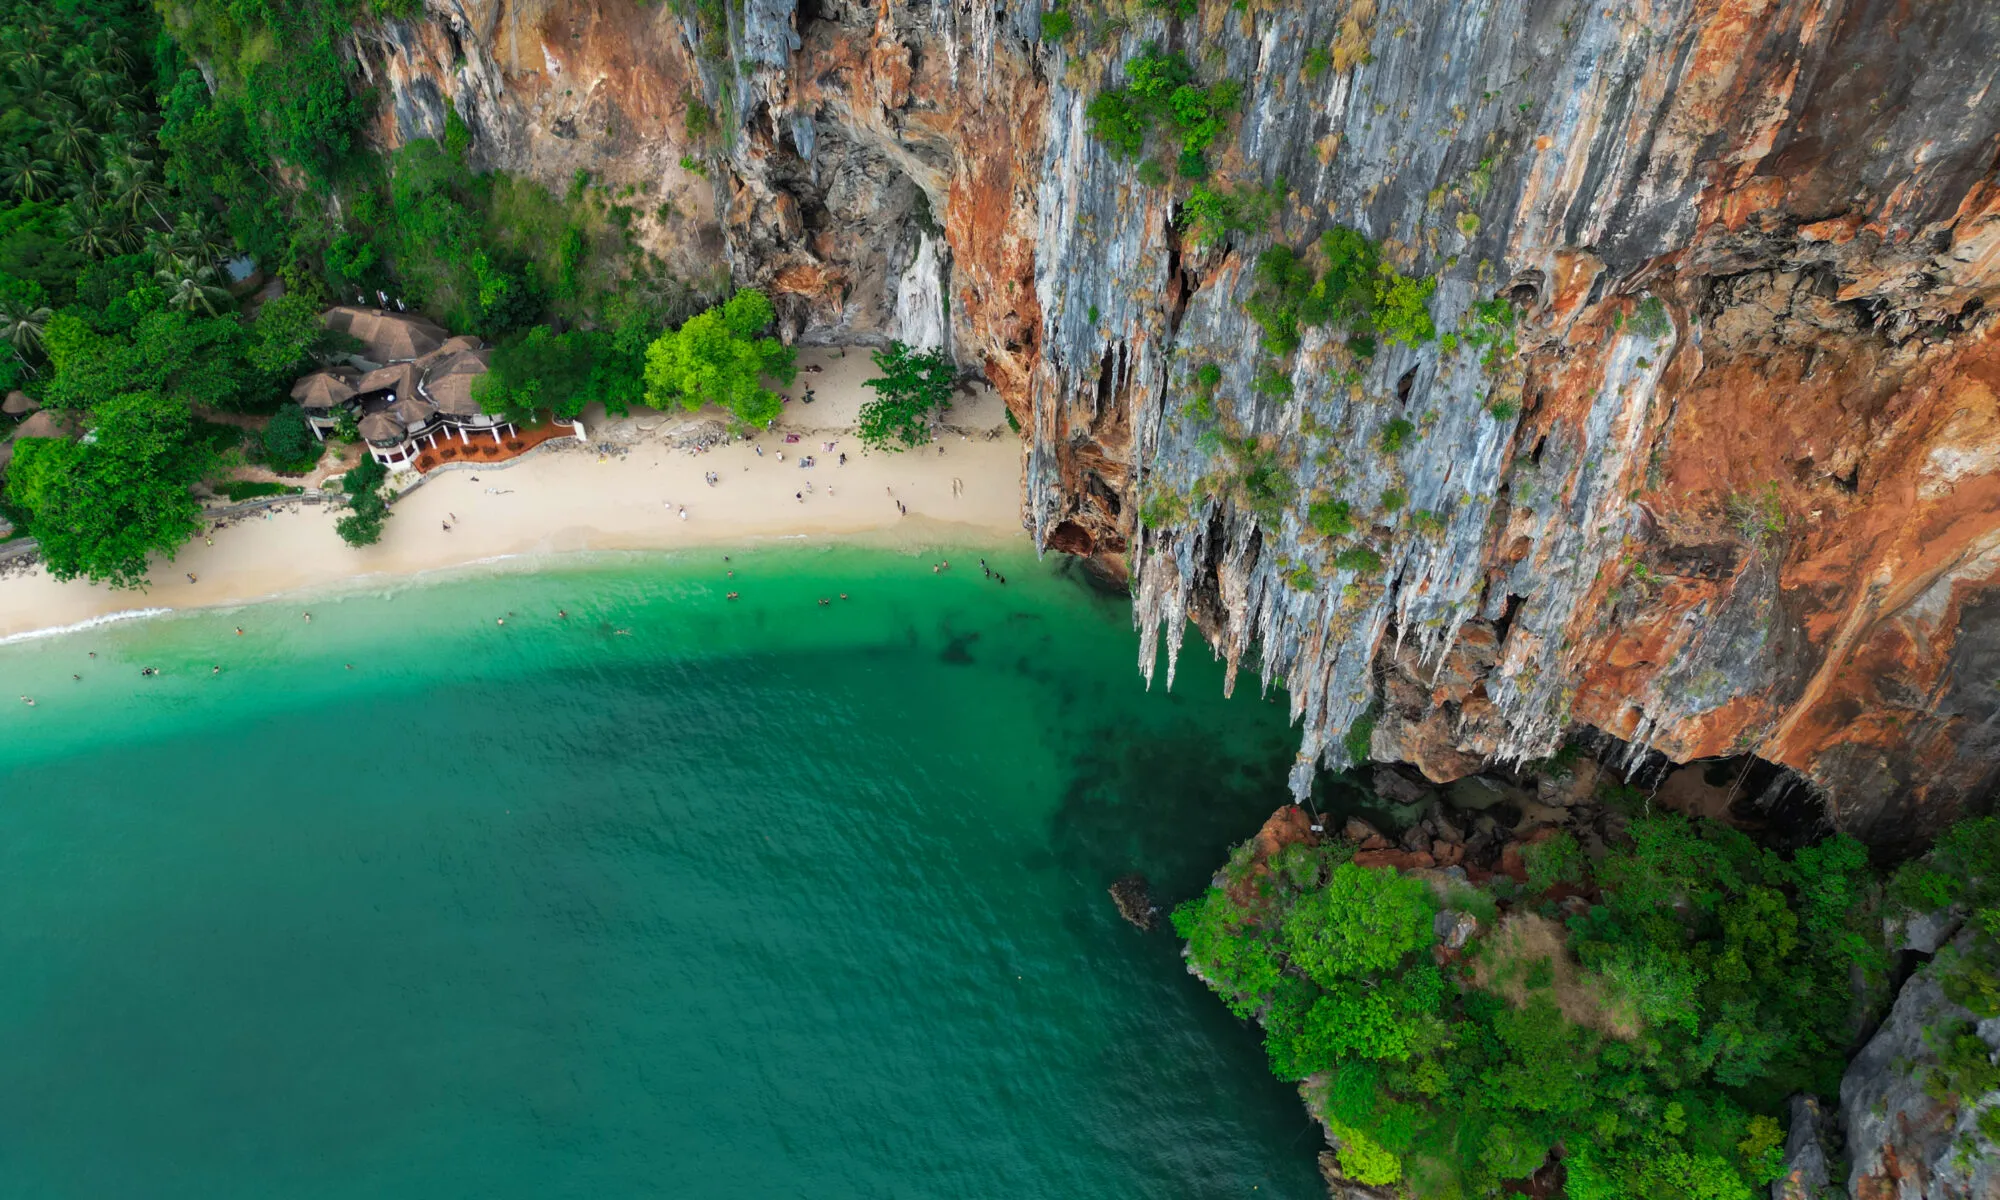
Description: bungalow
291,308,513,467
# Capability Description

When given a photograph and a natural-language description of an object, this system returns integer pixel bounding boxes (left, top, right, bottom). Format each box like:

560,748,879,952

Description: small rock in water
1108,873,1157,932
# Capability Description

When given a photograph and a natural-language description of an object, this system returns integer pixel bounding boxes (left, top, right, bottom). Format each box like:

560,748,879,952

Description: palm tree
41,109,96,169
64,200,120,257
157,258,232,317
1,147,55,201
0,300,52,360
102,153,167,226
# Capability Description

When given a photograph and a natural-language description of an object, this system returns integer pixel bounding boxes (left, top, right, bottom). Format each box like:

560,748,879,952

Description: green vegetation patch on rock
1174,808,1888,1199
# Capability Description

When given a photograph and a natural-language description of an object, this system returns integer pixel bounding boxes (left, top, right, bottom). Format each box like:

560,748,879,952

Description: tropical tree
641,289,796,427
1,148,55,200
0,298,51,360
857,341,956,450
40,110,97,168
156,257,230,316
5,390,205,588
102,152,168,225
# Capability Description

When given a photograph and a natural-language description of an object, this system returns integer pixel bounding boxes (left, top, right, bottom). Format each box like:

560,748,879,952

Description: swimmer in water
726,592,739,600
558,609,568,619
302,612,311,622
234,628,243,636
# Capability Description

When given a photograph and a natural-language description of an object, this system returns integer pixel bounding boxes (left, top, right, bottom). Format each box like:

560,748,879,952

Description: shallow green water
0,543,1329,1198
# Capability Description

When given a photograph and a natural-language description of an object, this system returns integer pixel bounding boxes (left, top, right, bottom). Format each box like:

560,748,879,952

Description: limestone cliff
351,0,2000,844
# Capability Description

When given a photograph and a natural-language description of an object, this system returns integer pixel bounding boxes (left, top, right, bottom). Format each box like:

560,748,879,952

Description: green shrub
1194,362,1223,391
1303,47,1332,79
1334,546,1383,573
1464,296,1518,368
1286,562,1317,590
1522,831,1586,891
1140,486,1190,527
683,89,718,141
1038,7,1074,39
1253,365,1293,397
1380,486,1406,512
1183,178,1284,246
1379,417,1415,454
1308,497,1354,537
219,480,304,501
261,403,322,474
1135,158,1169,187
1634,294,1672,337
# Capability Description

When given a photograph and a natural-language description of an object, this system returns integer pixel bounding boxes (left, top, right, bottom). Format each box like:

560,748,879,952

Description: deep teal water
0,543,1327,1198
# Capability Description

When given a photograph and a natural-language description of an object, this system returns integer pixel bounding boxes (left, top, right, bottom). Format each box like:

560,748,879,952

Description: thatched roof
357,361,421,398
423,349,492,416
322,306,448,363
358,411,406,445
291,369,359,410
429,335,484,359
390,393,436,427
2,390,36,415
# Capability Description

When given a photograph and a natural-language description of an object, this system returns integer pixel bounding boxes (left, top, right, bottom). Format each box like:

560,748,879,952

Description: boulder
1536,758,1607,807
1371,765,1436,808
1433,908,1479,951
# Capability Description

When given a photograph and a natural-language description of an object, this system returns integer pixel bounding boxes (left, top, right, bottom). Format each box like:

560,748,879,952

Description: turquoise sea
0,542,1332,1199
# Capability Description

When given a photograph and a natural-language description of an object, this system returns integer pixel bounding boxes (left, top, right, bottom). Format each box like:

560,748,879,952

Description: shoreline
0,349,1030,641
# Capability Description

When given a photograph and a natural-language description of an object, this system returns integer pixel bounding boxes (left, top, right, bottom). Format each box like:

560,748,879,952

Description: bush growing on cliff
1245,227,1435,355
1182,179,1284,246
1175,812,1886,1197
1085,48,1242,168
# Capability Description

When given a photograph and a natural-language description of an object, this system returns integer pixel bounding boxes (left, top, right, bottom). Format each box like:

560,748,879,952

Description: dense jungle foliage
0,0,757,586
1174,808,1896,1199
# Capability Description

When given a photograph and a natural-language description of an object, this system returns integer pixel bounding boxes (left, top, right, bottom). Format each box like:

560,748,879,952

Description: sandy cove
0,349,1028,641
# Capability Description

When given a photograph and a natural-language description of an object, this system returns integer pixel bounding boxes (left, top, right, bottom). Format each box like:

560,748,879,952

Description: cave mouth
1642,748,1833,852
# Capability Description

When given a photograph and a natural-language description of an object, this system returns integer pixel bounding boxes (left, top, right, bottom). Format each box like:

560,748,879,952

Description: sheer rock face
1842,931,2000,1199
355,0,2000,843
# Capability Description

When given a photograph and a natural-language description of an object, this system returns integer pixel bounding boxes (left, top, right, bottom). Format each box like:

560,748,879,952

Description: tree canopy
7,392,204,587
856,340,955,451
1174,811,1884,1200
642,289,796,427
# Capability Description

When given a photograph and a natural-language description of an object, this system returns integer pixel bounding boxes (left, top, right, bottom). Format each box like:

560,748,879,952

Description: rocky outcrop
344,0,2000,843
1842,930,2000,1199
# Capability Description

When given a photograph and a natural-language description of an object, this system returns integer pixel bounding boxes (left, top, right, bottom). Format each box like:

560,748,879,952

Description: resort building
290,307,512,467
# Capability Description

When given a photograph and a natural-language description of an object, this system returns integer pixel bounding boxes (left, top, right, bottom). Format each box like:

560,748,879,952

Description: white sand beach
0,349,1028,640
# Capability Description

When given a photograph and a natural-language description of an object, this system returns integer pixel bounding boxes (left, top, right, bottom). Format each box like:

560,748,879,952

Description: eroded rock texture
1842,930,2000,1198
351,0,2000,843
